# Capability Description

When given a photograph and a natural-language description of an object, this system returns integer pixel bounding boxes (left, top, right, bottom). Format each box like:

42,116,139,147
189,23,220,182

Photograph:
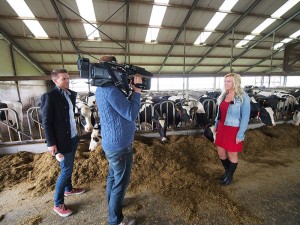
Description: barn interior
0,0,300,224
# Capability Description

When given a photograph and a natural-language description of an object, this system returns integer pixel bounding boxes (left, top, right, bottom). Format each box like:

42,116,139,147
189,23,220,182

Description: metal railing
0,108,31,142
27,107,44,140
0,97,297,145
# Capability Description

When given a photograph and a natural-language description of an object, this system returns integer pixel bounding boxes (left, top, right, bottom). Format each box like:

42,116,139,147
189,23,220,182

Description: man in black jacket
41,68,85,217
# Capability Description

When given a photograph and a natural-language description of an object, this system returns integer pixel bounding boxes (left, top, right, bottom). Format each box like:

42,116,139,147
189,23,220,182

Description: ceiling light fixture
6,0,48,38
145,0,169,43
235,0,300,48
194,0,239,45
76,0,100,40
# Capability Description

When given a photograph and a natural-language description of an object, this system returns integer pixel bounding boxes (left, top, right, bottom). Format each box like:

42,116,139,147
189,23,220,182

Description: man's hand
131,75,142,93
48,145,57,156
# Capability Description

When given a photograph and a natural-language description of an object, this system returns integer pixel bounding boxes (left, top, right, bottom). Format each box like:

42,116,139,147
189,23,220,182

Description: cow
293,104,300,126
249,97,275,126
0,101,23,142
206,90,221,99
249,90,299,120
75,99,94,133
138,96,191,142
203,125,216,143
89,125,101,151
152,113,167,142
180,99,210,128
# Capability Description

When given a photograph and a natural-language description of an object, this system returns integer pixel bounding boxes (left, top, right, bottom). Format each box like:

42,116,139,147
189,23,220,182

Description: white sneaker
119,217,136,225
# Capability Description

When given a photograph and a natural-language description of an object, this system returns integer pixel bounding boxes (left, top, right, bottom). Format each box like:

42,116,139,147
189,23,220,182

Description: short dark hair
51,68,68,79
99,55,117,63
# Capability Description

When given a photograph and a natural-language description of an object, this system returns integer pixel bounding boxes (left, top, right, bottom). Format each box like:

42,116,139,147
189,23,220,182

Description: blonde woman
214,73,250,186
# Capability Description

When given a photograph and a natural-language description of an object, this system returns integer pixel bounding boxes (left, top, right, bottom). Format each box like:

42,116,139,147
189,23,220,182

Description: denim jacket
215,92,250,141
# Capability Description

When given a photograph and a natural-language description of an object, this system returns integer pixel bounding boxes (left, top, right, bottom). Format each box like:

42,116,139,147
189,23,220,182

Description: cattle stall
1,87,298,154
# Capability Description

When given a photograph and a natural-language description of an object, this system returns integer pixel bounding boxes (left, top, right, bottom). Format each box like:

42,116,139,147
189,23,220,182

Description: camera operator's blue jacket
215,92,250,141
95,85,141,151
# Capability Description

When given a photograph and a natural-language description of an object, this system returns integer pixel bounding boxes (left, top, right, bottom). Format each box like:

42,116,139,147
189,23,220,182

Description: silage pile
0,123,299,223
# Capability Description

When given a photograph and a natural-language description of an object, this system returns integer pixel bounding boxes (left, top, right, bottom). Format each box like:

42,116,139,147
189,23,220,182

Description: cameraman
96,55,141,225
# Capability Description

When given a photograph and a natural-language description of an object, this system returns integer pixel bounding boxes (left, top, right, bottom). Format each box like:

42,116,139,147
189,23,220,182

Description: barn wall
0,39,48,110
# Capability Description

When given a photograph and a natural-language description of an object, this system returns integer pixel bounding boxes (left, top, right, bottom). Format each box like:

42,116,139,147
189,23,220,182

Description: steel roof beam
50,0,79,55
241,50,283,73
125,0,130,63
157,0,199,74
188,0,261,74
1,16,298,39
88,0,300,23
0,27,47,74
55,0,125,50
215,10,300,74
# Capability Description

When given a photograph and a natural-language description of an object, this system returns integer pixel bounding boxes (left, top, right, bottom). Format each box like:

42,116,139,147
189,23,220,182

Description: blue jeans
54,136,78,206
105,145,133,225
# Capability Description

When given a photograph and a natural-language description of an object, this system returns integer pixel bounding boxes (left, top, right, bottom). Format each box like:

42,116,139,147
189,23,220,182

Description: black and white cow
0,100,23,142
249,96,276,126
180,99,211,128
89,125,101,151
152,112,167,142
250,90,299,119
75,99,94,133
139,96,191,142
293,104,300,126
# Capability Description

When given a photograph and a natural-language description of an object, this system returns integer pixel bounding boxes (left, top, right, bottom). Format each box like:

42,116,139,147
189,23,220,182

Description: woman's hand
236,138,242,144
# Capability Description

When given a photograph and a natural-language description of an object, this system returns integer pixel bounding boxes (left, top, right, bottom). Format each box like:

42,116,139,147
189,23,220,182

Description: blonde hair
217,73,244,105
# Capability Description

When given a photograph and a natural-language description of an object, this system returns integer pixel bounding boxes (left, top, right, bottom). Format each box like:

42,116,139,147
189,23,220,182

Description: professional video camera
77,56,153,96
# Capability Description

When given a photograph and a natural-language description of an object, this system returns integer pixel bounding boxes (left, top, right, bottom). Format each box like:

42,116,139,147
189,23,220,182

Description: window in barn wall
159,78,185,90
269,76,283,87
150,78,158,91
188,77,215,90
286,76,300,87
69,79,96,93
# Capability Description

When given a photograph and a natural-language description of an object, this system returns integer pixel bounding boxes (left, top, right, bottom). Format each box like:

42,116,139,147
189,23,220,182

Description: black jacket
41,87,77,153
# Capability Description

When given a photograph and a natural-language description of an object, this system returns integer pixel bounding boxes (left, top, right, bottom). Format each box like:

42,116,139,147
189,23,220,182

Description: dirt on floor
0,123,299,225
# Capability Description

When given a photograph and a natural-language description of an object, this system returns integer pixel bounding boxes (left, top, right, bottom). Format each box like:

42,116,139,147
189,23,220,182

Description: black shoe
220,158,230,181
220,175,233,186
220,162,237,186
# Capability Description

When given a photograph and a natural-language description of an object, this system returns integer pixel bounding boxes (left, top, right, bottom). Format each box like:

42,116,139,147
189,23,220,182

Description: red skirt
214,121,243,152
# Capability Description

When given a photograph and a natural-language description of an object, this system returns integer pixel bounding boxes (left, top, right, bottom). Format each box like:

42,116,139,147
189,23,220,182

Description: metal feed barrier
27,107,44,140
0,108,32,142
0,98,297,145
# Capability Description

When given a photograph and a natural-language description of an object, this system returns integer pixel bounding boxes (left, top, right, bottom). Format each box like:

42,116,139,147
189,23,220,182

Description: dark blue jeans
54,136,78,206
105,145,133,225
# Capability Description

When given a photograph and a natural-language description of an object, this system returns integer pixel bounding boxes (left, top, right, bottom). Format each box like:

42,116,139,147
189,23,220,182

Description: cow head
175,104,191,123
203,125,216,143
181,101,210,128
293,110,300,126
152,113,167,142
75,102,94,132
89,125,101,151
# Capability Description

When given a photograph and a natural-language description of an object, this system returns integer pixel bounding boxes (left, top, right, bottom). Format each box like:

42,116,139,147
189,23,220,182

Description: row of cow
88,88,300,150
1,88,300,149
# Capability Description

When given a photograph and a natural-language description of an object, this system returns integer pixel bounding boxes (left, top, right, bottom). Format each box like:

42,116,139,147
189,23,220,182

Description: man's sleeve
40,94,56,146
108,88,141,122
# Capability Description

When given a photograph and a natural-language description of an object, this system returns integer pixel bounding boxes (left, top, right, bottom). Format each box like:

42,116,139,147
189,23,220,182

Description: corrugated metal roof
0,0,299,77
